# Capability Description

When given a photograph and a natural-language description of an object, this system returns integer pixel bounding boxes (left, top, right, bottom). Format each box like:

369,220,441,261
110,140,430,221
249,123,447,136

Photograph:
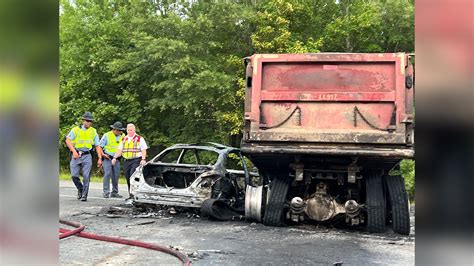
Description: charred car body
242,53,414,235
130,143,256,217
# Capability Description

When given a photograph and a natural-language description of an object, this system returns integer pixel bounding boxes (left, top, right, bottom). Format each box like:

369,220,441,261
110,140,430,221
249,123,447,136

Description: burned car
130,143,258,217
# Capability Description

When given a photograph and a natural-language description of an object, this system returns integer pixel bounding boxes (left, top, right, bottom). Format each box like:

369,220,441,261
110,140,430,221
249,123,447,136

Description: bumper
241,142,414,159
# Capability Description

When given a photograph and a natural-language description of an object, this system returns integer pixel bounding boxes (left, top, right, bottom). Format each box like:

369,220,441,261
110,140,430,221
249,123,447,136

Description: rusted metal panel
240,143,414,158
261,63,396,92
243,53,414,157
248,132,406,144
258,103,395,131
260,91,396,102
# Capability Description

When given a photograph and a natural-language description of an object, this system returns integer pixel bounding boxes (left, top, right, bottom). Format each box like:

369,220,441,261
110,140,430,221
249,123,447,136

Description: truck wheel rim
245,185,265,222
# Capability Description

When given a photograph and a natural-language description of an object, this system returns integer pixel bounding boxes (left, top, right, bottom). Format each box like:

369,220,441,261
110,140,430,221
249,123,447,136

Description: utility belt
124,157,141,162
104,155,121,161
74,149,91,156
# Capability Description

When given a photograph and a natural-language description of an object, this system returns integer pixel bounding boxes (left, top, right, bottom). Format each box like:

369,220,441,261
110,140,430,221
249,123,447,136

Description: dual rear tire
366,171,386,233
366,171,410,235
386,174,410,235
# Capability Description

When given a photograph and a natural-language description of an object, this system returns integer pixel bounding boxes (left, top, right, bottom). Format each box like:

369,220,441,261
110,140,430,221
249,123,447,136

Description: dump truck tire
386,174,410,235
263,176,290,226
366,172,386,233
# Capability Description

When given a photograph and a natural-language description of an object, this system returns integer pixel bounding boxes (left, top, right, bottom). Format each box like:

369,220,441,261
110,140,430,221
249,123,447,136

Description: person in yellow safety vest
65,112,102,201
112,123,148,199
99,121,125,198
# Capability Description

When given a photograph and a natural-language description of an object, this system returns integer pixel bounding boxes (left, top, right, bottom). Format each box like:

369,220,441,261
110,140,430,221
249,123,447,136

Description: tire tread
386,174,410,235
366,171,386,233
263,177,290,226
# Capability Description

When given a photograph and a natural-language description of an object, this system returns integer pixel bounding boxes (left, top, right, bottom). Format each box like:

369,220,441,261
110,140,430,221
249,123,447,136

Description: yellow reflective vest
103,131,124,155
122,135,142,159
71,126,97,150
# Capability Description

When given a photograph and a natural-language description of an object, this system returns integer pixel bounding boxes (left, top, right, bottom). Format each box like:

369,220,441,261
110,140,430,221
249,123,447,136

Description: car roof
169,142,239,153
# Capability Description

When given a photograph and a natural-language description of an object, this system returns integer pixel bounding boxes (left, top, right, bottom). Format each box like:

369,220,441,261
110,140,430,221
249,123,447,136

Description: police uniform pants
102,158,121,196
123,157,140,194
70,153,92,199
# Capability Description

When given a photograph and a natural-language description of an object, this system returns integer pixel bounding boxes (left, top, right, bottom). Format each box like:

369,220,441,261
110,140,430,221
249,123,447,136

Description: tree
318,0,414,52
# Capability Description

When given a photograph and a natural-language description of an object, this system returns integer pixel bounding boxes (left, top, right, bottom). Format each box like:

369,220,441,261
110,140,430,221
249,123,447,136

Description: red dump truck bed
241,53,414,159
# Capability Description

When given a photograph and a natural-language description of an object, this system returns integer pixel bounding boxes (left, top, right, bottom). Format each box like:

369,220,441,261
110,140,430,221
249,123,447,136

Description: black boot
77,190,83,200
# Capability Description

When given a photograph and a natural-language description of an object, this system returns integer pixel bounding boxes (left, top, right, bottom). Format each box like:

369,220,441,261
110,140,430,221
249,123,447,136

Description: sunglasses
85,120,93,123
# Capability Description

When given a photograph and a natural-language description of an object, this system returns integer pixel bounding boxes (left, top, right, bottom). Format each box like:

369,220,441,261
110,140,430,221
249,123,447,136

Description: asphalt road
59,180,415,265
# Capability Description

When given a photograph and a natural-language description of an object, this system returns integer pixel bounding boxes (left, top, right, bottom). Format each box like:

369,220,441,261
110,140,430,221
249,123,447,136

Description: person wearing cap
65,111,101,202
111,123,148,199
99,121,125,198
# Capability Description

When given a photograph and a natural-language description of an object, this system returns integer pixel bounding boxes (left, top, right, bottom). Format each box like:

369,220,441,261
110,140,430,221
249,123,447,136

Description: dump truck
241,53,414,235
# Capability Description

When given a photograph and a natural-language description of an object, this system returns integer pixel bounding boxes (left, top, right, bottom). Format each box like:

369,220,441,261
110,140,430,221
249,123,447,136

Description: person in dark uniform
99,121,125,198
65,112,101,201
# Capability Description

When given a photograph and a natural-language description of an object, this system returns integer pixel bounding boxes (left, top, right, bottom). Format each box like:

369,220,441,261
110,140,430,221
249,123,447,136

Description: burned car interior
143,146,221,189
131,143,259,219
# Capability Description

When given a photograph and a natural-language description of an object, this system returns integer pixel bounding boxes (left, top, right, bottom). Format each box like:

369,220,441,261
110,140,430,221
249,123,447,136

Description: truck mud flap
386,174,410,235
201,199,243,221
263,176,290,226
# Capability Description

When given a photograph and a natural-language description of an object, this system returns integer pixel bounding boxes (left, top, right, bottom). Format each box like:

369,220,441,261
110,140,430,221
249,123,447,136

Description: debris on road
187,251,209,260
126,220,156,227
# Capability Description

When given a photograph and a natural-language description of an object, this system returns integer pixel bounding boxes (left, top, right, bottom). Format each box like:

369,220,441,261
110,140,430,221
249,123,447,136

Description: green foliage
251,0,327,53
318,0,414,52
400,159,415,201
60,1,254,150
60,0,414,190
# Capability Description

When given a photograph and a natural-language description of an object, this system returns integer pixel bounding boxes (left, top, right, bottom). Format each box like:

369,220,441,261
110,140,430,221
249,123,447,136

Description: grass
59,172,128,184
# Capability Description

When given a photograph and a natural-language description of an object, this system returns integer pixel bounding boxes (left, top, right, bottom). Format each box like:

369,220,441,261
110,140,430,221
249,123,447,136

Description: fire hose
59,219,191,265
